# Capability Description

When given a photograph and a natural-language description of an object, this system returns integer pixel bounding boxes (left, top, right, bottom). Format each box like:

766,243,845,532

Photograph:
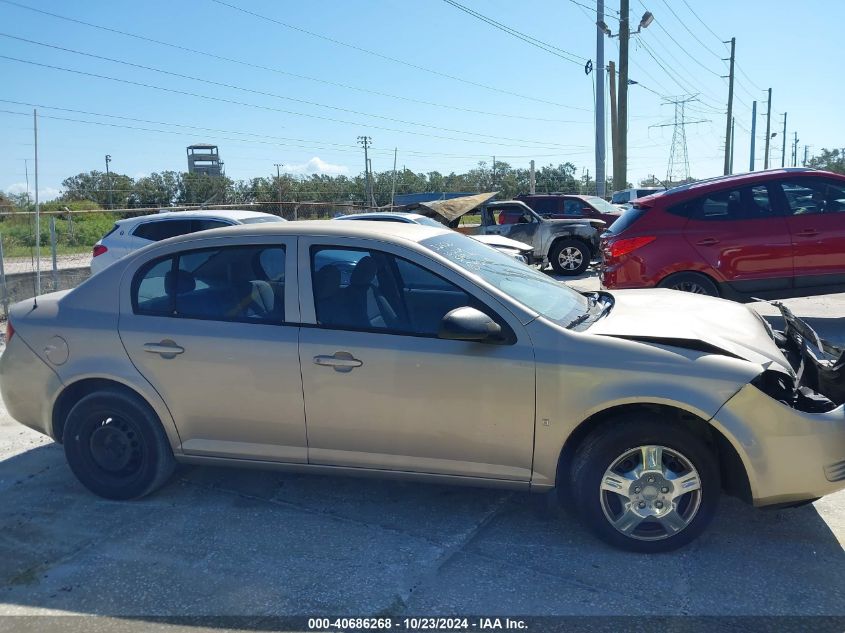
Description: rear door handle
313,352,363,373
695,238,719,246
143,340,185,358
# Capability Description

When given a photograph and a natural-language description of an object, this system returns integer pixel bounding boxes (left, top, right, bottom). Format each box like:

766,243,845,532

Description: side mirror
438,307,502,342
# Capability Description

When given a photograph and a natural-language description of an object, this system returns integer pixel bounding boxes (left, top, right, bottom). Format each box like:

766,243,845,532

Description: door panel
298,239,536,481
778,177,845,287
118,239,306,462
683,184,793,291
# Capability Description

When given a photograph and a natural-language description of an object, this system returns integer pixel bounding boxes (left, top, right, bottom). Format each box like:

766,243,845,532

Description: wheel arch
555,402,752,504
52,377,180,450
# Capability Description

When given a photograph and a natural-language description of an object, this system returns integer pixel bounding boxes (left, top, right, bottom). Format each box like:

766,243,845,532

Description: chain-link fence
0,201,373,319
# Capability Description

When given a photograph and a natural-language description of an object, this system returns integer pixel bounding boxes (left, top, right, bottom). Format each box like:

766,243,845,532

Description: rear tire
658,272,719,297
63,389,176,500
550,239,590,276
570,415,720,553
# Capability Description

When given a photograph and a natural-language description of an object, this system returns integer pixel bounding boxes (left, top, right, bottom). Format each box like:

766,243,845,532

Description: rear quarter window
607,205,648,233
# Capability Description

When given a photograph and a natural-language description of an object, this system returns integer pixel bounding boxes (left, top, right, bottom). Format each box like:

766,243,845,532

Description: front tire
63,389,176,500
550,239,590,276
570,416,720,552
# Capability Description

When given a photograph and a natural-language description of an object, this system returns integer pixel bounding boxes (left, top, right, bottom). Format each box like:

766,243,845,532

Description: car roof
336,212,427,222
652,168,830,198
153,219,452,247
115,209,280,226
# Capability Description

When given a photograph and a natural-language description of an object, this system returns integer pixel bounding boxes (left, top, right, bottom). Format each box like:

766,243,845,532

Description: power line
679,0,725,43
0,105,585,160
442,0,586,65
2,33,588,147
207,0,589,110
0,0,588,121
0,52,577,151
656,0,725,60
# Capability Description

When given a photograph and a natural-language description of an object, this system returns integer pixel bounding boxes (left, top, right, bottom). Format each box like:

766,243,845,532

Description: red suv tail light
608,236,657,258
6,320,14,342
92,244,108,257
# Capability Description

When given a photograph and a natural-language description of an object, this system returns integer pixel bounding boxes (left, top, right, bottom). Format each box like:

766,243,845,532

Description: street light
104,154,113,210
597,11,654,37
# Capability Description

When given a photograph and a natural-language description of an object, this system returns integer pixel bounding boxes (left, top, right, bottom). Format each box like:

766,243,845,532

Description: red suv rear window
606,205,648,234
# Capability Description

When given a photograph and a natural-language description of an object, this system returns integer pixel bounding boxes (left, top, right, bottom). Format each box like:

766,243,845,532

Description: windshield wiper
565,311,593,329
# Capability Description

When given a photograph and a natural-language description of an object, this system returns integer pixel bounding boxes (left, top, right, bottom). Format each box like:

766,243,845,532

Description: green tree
807,148,845,174
61,170,135,209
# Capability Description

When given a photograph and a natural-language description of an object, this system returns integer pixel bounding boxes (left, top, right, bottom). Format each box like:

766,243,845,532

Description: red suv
601,168,845,300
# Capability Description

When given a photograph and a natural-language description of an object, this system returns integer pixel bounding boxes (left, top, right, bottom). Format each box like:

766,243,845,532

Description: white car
91,210,286,274
610,187,666,211
335,212,536,263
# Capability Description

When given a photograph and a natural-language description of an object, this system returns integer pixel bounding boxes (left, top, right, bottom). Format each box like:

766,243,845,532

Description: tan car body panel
1,221,844,506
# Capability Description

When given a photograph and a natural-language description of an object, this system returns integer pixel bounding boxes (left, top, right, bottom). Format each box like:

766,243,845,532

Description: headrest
349,256,377,286
164,269,196,295
313,265,341,299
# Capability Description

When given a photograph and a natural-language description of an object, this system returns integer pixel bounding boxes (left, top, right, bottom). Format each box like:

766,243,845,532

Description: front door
118,238,307,462
775,176,845,289
297,238,536,481
485,205,542,252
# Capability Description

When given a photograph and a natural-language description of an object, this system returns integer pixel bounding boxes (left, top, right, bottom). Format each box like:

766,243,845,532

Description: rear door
682,183,793,293
774,176,845,289
118,236,307,462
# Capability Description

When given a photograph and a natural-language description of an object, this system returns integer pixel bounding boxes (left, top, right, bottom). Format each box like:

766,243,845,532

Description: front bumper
710,383,845,507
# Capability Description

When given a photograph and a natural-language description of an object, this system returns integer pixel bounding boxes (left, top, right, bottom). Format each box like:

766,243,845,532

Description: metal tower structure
650,96,708,186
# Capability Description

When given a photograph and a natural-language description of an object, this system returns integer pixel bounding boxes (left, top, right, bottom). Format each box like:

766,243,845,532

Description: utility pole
763,88,772,169
595,0,606,197
33,109,40,298
749,100,757,171
367,158,374,206
803,145,809,167
390,148,397,208
609,60,618,188
780,112,787,168
722,37,735,175
104,154,113,210
729,116,735,174
529,160,536,194
357,136,372,207
274,163,283,214
792,132,799,167
616,0,630,192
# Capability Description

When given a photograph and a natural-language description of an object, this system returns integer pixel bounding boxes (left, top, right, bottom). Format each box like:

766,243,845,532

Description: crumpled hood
590,289,792,374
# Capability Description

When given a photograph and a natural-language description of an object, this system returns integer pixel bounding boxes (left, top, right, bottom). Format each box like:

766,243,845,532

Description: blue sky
1,0,841,200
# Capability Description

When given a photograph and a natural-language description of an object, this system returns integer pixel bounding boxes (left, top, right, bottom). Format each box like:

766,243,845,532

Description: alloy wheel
558,246,584,271
599,445,702,541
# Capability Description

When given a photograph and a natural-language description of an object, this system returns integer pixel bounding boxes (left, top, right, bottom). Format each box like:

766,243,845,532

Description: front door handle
796,229,819,237
695,238,719,246
143,340,185,358
313,351,363,373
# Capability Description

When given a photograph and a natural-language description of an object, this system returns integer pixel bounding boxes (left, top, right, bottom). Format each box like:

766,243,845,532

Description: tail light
5,320,14,342
92,244,108,257
608,236,656,258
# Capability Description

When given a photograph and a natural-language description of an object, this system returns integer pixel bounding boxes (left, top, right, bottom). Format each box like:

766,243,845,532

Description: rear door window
133,219,194,242
685,185,776,221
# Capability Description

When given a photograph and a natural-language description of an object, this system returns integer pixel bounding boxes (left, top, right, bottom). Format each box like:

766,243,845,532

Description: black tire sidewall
571,420,720,553
63,391,172,500
550,239,590,276
658,272,719,297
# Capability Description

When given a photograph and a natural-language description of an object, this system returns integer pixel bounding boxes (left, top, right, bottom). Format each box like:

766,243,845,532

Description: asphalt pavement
0,269,843,620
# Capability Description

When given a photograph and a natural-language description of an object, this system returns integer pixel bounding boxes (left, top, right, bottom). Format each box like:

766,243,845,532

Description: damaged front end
754,302,845,413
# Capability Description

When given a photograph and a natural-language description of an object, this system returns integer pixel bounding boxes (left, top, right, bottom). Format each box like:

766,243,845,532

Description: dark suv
518,194,622,225
601,168,845,300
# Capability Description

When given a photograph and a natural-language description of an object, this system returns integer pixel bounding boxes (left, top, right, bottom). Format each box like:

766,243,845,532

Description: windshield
421,233,587,326
585,196,620,214
413,215,448,227
240,216,285,224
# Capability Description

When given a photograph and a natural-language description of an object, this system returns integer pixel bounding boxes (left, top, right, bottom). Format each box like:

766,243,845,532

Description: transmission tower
650,96,708,186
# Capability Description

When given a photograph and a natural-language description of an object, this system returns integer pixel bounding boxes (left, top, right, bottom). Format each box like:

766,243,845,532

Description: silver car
2,221,844,552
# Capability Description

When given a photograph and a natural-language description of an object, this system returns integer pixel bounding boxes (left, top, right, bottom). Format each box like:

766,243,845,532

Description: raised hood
590,289,792,373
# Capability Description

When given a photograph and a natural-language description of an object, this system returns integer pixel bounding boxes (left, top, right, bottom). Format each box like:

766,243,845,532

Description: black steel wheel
63,389,175,500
